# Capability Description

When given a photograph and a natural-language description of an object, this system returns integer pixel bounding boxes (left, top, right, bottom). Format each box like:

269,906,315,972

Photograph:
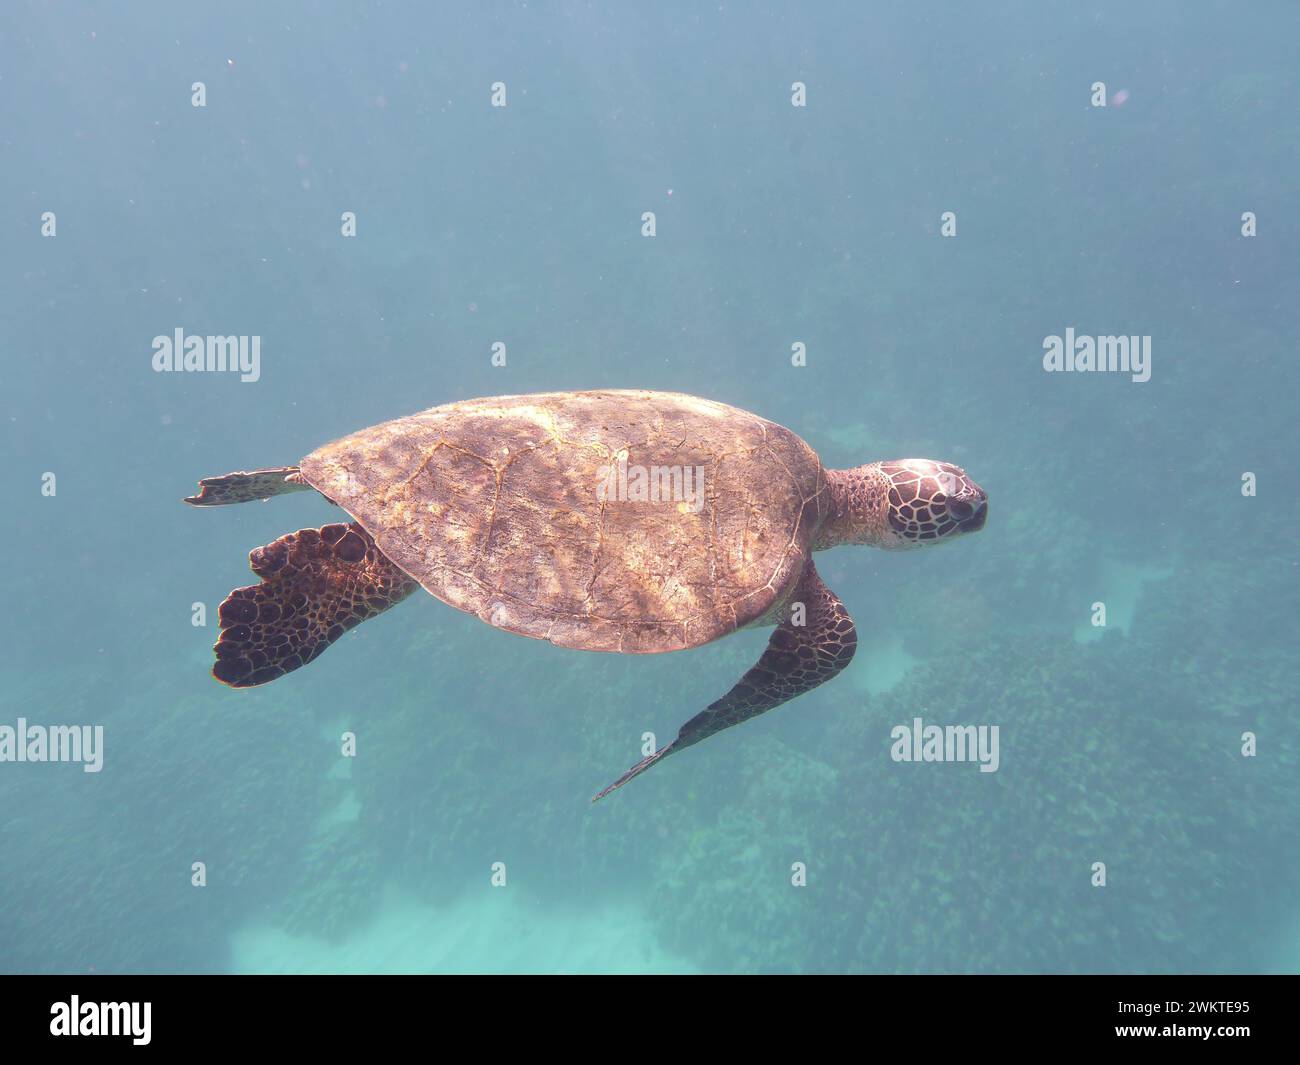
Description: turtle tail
211,522,418,687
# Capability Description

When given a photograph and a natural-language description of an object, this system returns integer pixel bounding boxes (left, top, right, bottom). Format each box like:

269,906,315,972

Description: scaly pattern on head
880,459,987,547
818,460,987,549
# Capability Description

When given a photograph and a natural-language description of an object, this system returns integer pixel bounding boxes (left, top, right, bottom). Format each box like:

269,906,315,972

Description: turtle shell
299,390,830,653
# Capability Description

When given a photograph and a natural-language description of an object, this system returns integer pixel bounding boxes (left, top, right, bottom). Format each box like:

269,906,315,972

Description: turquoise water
2,2,1296,974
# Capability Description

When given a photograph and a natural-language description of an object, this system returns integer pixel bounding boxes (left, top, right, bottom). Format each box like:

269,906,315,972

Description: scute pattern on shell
299,390,832,653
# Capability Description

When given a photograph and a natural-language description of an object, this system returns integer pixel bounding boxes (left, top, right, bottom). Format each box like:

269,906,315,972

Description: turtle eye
959,500,988,532
949,498,974,521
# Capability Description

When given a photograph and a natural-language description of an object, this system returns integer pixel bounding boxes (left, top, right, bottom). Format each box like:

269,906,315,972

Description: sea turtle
186,389,987,799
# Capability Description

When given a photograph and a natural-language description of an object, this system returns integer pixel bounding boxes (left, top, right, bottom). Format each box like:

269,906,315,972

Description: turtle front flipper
184,467,313,506
592,559,857,801
212,523,418,687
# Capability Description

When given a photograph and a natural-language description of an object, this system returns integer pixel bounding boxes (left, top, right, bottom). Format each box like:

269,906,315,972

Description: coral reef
0,664,330,973
639,556,1298,973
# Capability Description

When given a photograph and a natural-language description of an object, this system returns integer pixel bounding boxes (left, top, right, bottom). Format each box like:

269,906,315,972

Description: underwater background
1,1,1296,974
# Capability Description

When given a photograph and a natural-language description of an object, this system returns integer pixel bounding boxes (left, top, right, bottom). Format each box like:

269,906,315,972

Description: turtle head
878,459,987,548
818,459,987,550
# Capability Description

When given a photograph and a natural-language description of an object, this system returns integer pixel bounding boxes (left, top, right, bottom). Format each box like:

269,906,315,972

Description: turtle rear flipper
212,522,418,687
185,467,313,506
